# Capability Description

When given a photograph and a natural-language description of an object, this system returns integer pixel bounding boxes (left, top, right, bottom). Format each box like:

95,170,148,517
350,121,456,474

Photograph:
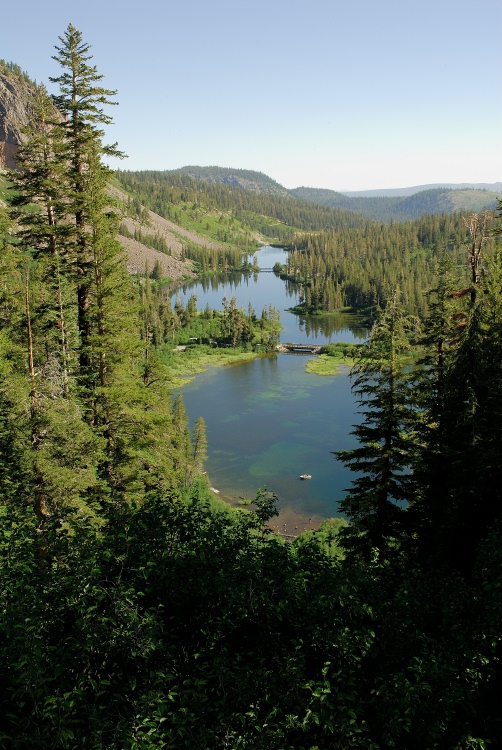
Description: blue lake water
173,245,367,343
175,246,367,522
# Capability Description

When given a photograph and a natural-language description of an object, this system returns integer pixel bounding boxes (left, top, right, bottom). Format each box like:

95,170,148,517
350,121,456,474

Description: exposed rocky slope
117,229,193,281
175,165,290,196
109,183,224,281
0,72,37,169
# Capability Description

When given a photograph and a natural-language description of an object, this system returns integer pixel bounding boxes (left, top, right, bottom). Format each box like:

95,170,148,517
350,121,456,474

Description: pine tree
172,394,193,485
409,258,459,539
8,84,77,388
4,26,181,515
463,210,492,304
426,257,502,570
334,290,419,558
0,209,28,506
1,202,105,522
411,213,502,570
49,24,125,385
192,416,208,473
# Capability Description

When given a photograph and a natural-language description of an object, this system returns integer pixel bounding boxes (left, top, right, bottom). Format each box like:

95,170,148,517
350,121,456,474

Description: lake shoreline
174,245,365,525
168,348,265,388
169,345,356,388
207,484,327,539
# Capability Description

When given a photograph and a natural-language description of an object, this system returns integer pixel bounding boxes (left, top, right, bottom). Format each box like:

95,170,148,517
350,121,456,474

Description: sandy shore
210,485,326,539
266,505,326,539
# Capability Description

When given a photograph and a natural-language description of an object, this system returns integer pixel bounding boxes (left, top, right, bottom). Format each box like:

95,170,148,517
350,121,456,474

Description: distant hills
342,182,502,197
290,185,501,222
168,167,501,222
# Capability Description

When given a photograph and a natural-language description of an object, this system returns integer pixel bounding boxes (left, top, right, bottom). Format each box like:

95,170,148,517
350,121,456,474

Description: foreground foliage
1,490,502,749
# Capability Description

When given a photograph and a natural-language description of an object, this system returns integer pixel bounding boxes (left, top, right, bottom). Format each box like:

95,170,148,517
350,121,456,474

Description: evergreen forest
114,171,498,320
1,24,502,750
283,211,497,318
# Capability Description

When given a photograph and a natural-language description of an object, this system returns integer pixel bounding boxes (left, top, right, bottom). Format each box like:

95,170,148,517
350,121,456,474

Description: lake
175,246,367,527
173,245,368,343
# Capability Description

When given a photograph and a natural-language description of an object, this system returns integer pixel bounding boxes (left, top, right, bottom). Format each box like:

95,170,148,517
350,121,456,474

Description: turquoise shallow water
177,246,366,520
181,353,361,520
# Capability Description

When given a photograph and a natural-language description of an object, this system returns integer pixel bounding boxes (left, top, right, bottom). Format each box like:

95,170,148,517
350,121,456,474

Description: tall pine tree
50,24,125,390
334,289,419,558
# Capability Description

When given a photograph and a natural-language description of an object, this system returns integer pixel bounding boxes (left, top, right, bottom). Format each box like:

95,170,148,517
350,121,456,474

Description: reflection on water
173,246,367,344
176,246,367,520
296,312,368,341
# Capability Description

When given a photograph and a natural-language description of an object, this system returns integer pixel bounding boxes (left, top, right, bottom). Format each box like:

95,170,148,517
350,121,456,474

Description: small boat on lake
299,474,312,480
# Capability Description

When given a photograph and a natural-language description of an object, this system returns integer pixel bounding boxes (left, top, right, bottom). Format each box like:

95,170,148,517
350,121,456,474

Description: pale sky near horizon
3,0,501,191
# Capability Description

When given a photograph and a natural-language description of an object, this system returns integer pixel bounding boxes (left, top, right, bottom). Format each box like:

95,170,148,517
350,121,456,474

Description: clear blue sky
3,0,501,190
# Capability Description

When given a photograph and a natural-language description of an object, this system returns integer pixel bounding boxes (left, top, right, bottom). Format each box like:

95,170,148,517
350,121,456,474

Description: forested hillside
282,211,497,318
116,169,370,248
121,165,500,224
2,26,502,750
112,171,498,302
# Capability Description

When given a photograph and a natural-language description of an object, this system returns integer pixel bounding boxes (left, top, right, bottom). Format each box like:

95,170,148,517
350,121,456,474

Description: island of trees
1,24,502,750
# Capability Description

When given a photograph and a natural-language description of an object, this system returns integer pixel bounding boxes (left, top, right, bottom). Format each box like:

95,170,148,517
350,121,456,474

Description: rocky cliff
0,72,37,169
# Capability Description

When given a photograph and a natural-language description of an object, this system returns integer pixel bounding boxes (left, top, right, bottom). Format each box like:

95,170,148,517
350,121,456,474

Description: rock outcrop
0,72,37,169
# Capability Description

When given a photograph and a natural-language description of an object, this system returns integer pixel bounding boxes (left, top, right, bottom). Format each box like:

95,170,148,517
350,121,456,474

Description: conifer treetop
49,23,118,126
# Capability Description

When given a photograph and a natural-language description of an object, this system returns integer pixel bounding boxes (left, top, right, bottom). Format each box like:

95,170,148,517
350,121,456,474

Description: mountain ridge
1,61,500,231
174,165,290,197
340,182,502,197
169,165,502,203
169,166,501,222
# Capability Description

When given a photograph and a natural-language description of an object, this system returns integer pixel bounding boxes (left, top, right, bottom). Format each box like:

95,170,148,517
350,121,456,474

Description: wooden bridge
279,343,323,354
